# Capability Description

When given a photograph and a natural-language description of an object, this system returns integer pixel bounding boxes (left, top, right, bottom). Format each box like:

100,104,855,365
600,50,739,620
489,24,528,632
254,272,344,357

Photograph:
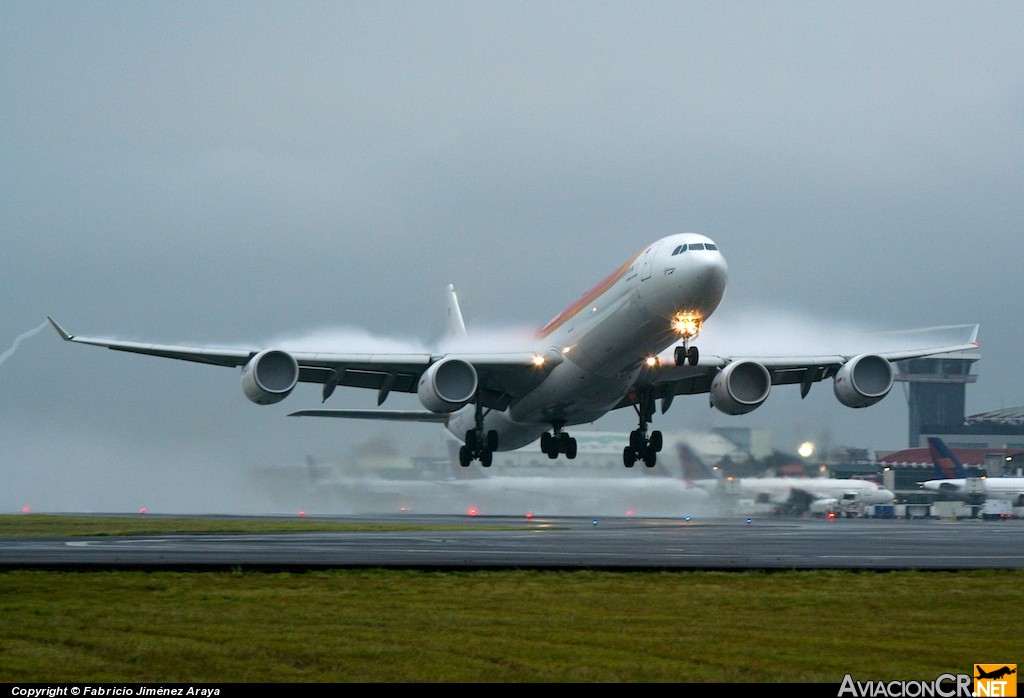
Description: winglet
47,316,74,341
445,284,468,339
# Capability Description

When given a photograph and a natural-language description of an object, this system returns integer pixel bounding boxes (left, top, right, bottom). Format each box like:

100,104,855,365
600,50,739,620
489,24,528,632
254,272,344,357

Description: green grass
0,515,1020,683
0,513,489,537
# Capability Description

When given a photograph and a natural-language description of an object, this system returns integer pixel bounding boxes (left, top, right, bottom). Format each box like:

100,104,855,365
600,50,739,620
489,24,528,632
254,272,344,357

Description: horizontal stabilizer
289,409,450,423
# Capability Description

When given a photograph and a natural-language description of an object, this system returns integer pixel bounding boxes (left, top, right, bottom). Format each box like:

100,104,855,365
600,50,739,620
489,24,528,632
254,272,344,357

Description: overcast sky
2,2,1021,513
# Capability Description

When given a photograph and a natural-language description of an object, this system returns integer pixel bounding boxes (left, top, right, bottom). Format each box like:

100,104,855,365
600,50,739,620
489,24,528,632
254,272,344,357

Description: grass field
1,515,1020,683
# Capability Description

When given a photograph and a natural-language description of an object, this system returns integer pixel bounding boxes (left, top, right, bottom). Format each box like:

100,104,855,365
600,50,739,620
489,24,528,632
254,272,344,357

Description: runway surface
3,515,1024,570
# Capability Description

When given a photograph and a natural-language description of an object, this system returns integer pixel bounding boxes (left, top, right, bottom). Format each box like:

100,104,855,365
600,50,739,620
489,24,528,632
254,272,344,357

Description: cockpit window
673,241,718,254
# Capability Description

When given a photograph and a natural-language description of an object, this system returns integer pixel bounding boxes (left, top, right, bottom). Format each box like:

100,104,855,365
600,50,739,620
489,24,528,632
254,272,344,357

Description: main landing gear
459,427,498,467
540,424,578,459
623,388,663,468
624,428,662,467
458,400,498,467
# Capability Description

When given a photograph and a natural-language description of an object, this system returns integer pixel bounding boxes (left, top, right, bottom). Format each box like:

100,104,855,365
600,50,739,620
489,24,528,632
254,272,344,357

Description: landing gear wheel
674,345,700,366
480,450,493,468
459,445,472,467
625,428,661,468
541,427,578,460
540,432,553,454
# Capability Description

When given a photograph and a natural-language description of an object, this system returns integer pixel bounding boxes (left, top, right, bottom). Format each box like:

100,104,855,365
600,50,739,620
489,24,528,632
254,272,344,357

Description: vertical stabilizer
927,437,969,479
678,442,716,481
445,284,468,340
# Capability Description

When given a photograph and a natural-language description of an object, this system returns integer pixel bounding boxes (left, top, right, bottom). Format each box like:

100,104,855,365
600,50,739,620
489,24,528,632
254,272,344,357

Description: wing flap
289,409,450,423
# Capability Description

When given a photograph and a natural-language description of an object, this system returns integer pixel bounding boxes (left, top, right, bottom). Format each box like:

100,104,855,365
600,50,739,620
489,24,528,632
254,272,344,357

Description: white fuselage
692,477,896,506
448,233,728,450
688,474,897,503
921,477,1024,503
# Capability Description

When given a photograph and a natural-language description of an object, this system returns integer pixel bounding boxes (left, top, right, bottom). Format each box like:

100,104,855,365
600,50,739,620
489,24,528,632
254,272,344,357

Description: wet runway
3,515,1024,570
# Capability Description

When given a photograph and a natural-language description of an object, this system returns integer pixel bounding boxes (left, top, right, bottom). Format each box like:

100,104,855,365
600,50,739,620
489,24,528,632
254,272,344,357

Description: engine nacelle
833,353,893,408
242,349,299,405
417,357,478,413
710,360,772,415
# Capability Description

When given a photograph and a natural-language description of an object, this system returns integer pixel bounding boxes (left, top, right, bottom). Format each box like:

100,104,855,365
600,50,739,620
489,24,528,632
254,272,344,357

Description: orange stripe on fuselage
536,249,644,339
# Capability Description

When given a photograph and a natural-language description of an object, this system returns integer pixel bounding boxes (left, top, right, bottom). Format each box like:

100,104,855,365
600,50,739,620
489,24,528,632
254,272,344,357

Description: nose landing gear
674,343,699,366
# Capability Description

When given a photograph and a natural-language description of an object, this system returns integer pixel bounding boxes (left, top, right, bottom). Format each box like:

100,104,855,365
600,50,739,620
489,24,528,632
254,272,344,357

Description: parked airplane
677,443,895,515
920,437,1024,506
48,232,979,469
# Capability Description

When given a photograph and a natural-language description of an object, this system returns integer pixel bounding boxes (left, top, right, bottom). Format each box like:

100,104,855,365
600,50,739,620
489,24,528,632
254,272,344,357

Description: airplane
920,437,1024,506
677,443,896,515
975,666,1017,681
703,476,896,516
47,232,980,469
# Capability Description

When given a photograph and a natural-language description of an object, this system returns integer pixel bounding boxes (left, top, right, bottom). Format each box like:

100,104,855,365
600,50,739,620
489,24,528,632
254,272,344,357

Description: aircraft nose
691,249,728,298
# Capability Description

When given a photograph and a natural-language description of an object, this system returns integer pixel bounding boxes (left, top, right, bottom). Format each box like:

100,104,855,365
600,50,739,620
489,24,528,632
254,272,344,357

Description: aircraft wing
639,323,979,403
46,317,560,411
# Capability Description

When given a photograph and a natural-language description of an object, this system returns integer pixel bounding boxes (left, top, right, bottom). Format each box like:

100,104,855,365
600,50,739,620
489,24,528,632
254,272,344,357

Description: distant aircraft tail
678,442,716,481
927,437,969,479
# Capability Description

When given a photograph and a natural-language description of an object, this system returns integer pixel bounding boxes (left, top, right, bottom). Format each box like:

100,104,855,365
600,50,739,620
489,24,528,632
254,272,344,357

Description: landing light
673,312,703,339
645,356,660,368
532,355,545,366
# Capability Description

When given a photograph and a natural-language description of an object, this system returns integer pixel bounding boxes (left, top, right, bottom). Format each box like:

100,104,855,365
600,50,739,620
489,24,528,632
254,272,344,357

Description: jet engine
710,360,772,415
833,353,893,408
417,357,478,413
242,349,299,405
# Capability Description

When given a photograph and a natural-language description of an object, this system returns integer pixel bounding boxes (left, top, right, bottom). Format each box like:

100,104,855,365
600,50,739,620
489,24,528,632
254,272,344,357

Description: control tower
896,352,979,447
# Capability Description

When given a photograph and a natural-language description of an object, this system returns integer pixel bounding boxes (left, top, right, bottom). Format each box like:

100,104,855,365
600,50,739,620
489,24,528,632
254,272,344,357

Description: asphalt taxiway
2,515,1023,571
